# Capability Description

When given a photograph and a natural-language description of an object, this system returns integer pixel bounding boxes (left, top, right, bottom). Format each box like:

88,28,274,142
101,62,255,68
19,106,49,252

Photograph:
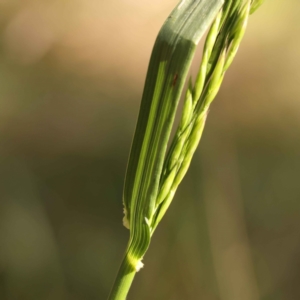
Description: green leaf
250,0,265,14
123,0,223,255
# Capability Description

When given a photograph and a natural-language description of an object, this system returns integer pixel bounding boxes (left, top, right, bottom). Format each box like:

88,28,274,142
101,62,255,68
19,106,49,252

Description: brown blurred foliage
0,1,300,299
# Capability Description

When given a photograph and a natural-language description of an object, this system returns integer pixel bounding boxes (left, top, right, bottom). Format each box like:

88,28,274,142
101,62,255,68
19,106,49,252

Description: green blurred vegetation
0,0,300,299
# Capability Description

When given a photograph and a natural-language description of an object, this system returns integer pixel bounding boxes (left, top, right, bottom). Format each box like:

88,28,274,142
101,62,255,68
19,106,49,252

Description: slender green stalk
108,0,264,299
107,254,136,300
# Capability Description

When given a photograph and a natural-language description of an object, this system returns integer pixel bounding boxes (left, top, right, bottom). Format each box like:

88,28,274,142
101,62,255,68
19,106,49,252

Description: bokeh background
0,0,299,299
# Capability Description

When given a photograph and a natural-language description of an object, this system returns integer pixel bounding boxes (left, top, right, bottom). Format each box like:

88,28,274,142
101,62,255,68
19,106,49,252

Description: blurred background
0,0,299,299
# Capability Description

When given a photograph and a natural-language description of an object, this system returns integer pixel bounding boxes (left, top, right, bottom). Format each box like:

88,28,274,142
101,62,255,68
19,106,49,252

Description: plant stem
107,253,136,300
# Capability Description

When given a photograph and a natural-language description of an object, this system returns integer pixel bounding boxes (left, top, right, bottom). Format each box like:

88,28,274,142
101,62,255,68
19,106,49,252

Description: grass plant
108,1,264,299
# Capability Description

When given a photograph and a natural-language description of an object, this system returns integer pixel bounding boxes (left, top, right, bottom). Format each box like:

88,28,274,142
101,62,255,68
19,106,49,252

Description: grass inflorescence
108,1,264,299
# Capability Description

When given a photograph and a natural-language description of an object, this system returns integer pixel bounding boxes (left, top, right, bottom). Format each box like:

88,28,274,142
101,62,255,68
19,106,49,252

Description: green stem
107,253,136,300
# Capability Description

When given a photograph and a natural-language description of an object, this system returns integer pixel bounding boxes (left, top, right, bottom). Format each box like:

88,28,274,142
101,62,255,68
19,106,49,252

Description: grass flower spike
108,1,264,299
